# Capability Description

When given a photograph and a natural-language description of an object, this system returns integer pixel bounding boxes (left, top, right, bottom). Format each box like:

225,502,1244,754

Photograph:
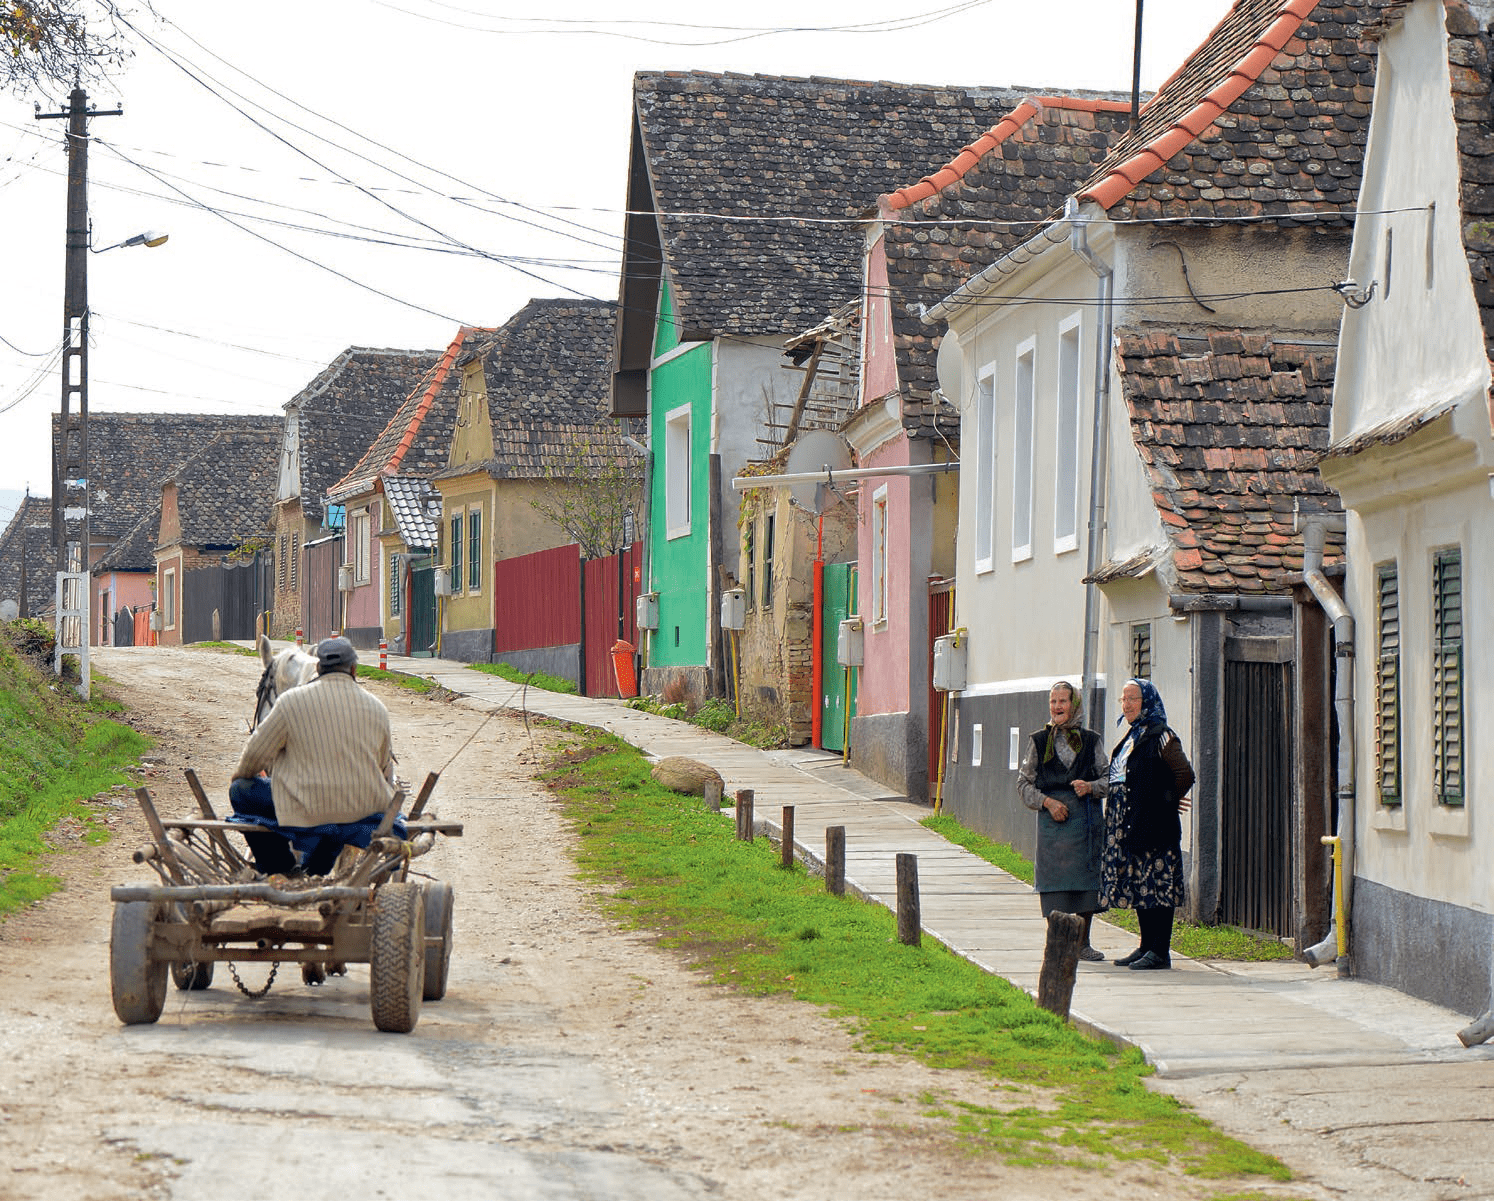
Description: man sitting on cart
228,637,400,876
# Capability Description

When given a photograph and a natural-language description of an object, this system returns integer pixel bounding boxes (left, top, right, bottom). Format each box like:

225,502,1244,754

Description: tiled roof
164,429,282,550
1110,326,1344,594
1078,0,1382,223
633,72,1061,338
327,327,484,502
94,505,160,573
383,475,442,550
436,299,624,480
286,347,447,522
54,412,279,541
0,495,59,615
878,95,1134,437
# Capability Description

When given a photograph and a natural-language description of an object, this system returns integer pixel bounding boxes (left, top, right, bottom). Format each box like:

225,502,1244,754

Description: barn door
1219,657,1294,935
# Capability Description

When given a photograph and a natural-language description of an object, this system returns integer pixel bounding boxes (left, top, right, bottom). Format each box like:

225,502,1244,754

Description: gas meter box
932,631,967,691
837,617,864,667
721,587,746,631
635,592,659,631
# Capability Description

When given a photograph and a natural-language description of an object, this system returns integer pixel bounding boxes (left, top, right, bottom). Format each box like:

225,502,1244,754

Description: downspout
1300,518,1355,976
1069,197,1115,721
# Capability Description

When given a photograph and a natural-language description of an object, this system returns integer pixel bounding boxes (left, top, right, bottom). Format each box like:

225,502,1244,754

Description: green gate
407,561,436,657
819,563,856,752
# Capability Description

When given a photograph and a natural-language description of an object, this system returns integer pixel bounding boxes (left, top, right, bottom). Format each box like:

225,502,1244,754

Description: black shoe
1115,947,1146,967
1129,950,1171,971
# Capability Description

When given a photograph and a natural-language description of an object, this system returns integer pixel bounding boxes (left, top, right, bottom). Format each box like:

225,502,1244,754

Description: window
1432,548,1464,806
277,534,287,589
974,366,996,572
350,509,371,584
763,511,776,608
467,506,482,592
744,520,756,611
389,555,402,617
1055,316,1082,552
1012,339,1035,561
1130,623,1152,681
665,404,691,538
450,513,463,595
870,485,889,625
1375,563,1401,806
289,531,299,590
162,569,176,628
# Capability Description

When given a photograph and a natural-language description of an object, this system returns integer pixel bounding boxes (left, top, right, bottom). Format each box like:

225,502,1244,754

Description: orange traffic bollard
611,640,638,698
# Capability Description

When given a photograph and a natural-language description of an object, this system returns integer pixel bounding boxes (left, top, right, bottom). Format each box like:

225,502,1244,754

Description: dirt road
0,645,1252,1201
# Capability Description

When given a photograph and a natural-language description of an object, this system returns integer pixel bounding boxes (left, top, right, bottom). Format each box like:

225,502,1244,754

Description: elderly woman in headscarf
1100,678,1195,971
1015,680,1110,961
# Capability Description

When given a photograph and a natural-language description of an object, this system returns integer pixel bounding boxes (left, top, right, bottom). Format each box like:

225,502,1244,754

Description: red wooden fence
492,543,581,654
582,544,642,697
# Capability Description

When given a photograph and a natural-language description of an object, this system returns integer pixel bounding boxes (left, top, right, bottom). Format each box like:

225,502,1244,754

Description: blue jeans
227,776,298,874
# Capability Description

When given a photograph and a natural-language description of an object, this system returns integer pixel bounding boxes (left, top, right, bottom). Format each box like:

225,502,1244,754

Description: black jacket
1112,721,1194,853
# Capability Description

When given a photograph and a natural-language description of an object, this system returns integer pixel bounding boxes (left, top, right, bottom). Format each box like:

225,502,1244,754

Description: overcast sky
0,0,1233,521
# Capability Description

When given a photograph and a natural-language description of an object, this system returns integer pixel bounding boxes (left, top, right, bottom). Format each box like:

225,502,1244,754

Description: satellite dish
935,326,964,411
782,429,852,514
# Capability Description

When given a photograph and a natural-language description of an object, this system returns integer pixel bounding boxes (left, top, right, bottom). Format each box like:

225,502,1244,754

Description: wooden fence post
825,826,845,895
780,805,795,869
896,853,920,946
1037,911,1084,1019
703,779,722,813
735,789,754,841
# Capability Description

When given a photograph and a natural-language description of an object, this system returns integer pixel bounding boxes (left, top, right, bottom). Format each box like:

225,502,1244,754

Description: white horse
252,633,318,729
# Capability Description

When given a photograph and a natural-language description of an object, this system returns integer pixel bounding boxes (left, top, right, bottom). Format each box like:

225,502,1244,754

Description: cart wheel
111,901,167,1025
171,960,214,991
301,962,328,986
422,882,454,1001
370,882,425,1033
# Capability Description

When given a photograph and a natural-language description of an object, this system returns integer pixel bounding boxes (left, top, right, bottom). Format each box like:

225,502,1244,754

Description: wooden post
825,826,845,895
703,779,722,813
780,805,795,869
896,853,920,946
1037,911,1084,1019
735,788,754,841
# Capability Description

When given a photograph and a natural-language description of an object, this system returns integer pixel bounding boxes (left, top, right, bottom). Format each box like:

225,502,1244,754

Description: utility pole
37,85,120,700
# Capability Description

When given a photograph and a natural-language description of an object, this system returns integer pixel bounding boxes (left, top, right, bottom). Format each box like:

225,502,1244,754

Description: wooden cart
109,770,462,1034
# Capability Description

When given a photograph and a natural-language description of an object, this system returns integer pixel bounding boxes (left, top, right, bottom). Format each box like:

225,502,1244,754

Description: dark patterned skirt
1099,785,1185,910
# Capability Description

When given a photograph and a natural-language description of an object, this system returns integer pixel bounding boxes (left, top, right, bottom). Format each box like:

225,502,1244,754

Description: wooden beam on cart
134,787,188,884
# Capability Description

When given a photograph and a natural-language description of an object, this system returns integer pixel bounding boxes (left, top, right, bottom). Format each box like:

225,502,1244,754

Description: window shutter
1432,550,1464,806
1375,564,1400,805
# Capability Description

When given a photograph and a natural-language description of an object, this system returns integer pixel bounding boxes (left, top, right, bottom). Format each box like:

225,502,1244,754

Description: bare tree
3,3,136,98
526,429,643,560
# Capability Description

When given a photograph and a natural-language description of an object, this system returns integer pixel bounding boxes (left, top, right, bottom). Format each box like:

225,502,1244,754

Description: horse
252,633,318,729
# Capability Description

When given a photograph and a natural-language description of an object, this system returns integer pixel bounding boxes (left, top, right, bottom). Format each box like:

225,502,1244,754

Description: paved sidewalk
384,651,1494,1080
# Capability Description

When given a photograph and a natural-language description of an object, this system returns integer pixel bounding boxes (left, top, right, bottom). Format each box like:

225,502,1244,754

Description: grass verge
921,814,1294,962
543,725,1291,1186
0,623,149,915
468,660,578,694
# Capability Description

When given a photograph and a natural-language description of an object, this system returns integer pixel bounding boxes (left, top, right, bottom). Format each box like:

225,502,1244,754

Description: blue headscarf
1119,677,1167,728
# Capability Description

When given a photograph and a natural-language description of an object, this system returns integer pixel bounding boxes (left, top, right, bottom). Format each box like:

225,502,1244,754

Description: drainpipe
1300,518,1355,976
1069,197,1115,721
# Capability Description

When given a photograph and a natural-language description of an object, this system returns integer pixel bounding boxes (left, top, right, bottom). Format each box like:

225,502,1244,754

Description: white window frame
466,503,483,595
870,484,889,628
974,364,996,574
162,568,176,630
664,404,692,540
1011,337,1036,563
350,508,371,585
1054,314,1082,554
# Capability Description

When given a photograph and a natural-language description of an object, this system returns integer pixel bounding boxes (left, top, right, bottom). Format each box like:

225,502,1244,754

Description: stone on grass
651,756,724,797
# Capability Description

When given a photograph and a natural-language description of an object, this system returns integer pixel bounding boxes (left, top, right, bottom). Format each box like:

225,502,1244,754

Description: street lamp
92,229,169,253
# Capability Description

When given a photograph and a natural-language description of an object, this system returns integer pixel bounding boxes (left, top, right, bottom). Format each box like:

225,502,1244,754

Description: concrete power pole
37,86,120,699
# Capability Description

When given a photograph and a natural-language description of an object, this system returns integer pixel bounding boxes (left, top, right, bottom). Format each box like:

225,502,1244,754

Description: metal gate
1219,658,1294,935
406,561,436,656
180,556,270,643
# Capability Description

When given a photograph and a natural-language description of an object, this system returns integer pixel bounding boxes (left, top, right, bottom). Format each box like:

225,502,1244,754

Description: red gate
582,544,642,697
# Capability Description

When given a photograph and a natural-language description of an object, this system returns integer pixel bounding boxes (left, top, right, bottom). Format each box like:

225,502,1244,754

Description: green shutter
1432,549,1464,806
450,514,463,595
1375,564,1400,805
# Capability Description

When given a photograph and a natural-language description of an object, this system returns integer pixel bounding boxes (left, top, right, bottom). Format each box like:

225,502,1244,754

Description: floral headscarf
1042,680,1085,762
1119,677,1168,727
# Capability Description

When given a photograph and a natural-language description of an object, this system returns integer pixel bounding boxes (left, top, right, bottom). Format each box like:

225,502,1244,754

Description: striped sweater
232,672,396,827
